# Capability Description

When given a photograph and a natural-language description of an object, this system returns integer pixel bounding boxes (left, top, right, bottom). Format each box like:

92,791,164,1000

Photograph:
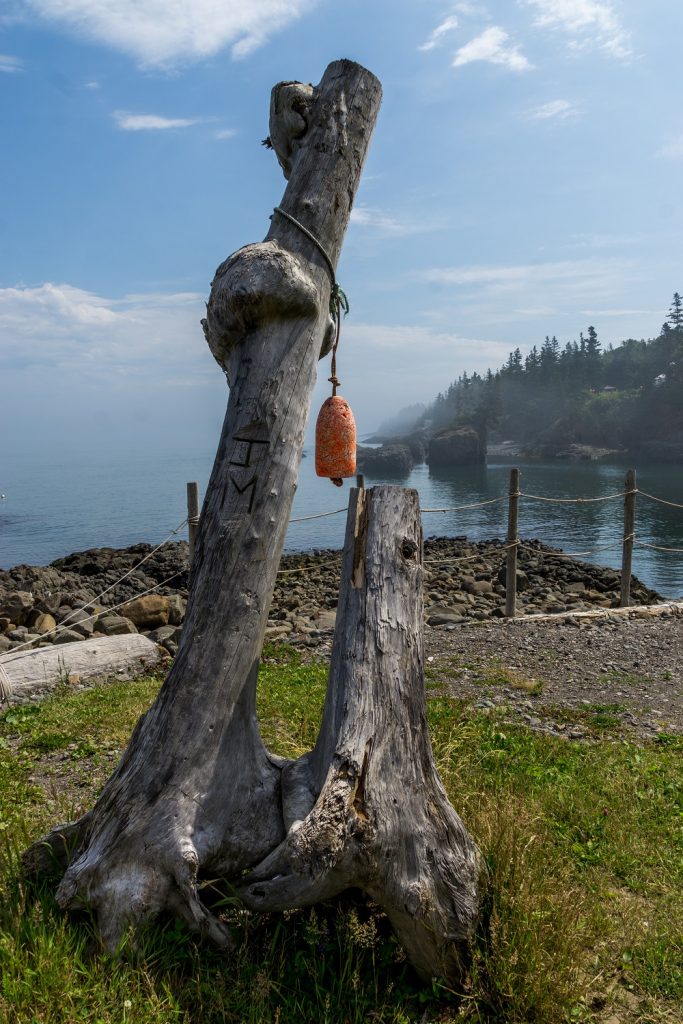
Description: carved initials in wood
228,430,270,513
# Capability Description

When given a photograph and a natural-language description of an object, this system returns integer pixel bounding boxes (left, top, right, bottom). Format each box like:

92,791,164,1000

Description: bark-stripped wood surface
24,60,482,983
239,485,483,982
0,635,163,700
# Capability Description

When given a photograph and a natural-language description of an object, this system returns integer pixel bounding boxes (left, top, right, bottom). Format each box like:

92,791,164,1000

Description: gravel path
424,615,682,742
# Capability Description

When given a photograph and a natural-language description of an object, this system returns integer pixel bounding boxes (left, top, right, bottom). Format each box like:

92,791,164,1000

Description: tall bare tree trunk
25,60,482,982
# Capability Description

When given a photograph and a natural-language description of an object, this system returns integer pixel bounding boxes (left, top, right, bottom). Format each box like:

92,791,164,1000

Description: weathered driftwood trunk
25,56,383,953
24,59,482,982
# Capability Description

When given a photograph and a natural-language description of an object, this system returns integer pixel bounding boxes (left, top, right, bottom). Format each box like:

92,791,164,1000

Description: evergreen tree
505,348,523,375
586,326,599,354
525,345,540,374
665,292,683,332
586,326,601,372
539,335,559,379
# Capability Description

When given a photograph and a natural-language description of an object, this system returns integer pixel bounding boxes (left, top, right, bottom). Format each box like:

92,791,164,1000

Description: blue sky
1,0,682,452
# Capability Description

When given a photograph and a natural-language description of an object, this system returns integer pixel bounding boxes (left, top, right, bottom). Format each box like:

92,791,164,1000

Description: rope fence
2,468,681,678
1,570,185,663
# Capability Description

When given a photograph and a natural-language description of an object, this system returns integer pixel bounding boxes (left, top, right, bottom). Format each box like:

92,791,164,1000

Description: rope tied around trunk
272,206,349,395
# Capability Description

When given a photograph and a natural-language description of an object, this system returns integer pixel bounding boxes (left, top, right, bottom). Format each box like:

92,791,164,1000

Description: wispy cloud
84,80,100,89
420,257,640,324
453,2,483,14
0,54,23,73
526,98,577,120
453,26,532,72
566,231,643,249
419,14,459,52
15,0,318,67
0,282,224,451
523,0,632,59
423,258,627,287
213,128,237,141
349,205,436,238
657,134,683,160
0,283,207,376
113,110,201,131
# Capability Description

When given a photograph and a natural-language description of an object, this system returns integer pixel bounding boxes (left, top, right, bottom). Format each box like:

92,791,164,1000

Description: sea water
1,448,682,599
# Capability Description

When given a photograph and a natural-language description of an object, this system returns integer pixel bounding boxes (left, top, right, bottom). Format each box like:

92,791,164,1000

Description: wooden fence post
505,467,520,618
620,468,637,607
186,481,199,566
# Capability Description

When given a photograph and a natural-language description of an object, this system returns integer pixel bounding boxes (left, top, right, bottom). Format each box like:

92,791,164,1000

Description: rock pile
0,543,189,658
0,536,664,656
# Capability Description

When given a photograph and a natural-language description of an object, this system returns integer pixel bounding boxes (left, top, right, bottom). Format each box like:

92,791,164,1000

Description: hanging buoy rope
272,207,356,487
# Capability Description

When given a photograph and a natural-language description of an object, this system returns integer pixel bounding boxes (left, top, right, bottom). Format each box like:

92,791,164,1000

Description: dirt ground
424,614,682,741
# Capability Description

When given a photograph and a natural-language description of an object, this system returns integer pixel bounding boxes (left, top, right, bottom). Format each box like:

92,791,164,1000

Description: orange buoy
315,395,356,486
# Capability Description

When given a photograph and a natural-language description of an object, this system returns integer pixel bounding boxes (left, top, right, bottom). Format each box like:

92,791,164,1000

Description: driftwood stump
240,485,482,981
24,60,482,983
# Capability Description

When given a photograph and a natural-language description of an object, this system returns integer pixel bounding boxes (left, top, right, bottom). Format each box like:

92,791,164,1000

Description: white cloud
0,54,23,72
579,308,655,317
214,128,237,141
453,26,532,71
657,135,683,160
0,283,208,377
453,2,483,14
84,80,100,89
0,282,226,453
18,0,318,67
523,0,632,58
566,231,643,248
419,257,646,336
349,205,436,237
527,98,577,120
113,110,200,131
419,14,459,52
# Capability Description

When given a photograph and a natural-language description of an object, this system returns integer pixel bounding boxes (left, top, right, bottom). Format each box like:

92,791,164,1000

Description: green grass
0,647,681,1023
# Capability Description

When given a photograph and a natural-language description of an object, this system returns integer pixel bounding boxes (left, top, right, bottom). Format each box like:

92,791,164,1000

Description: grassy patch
0,650,681,1023
535,702,630,735
474,661,544,695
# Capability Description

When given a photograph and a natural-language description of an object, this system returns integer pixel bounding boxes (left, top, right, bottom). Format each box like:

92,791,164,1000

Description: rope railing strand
637,490,683,510
517,540,622,558
634,540,683,553
422,497,506,513
277,557,342,576
518,490,631,504
69,518,189,612
0,570,184,663
288,507,347,523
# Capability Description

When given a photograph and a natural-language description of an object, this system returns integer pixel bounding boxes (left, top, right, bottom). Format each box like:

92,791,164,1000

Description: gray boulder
97,614,138,636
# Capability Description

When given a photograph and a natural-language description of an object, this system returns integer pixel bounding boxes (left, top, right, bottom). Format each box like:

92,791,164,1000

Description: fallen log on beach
0,634,163,703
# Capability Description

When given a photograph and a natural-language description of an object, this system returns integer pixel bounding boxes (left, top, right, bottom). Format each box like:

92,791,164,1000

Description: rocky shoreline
0,536,668,658
2,539,680,741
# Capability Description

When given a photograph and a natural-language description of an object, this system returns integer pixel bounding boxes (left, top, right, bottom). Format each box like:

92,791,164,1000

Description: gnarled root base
23,486,482,983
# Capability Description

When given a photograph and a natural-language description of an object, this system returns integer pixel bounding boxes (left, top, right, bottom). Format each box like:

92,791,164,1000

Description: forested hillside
422,293,683,460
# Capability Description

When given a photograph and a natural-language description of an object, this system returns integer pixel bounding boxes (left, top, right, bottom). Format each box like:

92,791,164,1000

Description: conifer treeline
422,293,683,451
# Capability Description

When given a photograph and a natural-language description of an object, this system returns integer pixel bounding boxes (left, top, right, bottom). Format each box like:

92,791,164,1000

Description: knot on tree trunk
268,81,315,179
201,241,330,384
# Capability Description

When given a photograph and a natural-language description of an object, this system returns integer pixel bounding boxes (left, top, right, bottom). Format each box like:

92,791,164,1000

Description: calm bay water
1,449,682,599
